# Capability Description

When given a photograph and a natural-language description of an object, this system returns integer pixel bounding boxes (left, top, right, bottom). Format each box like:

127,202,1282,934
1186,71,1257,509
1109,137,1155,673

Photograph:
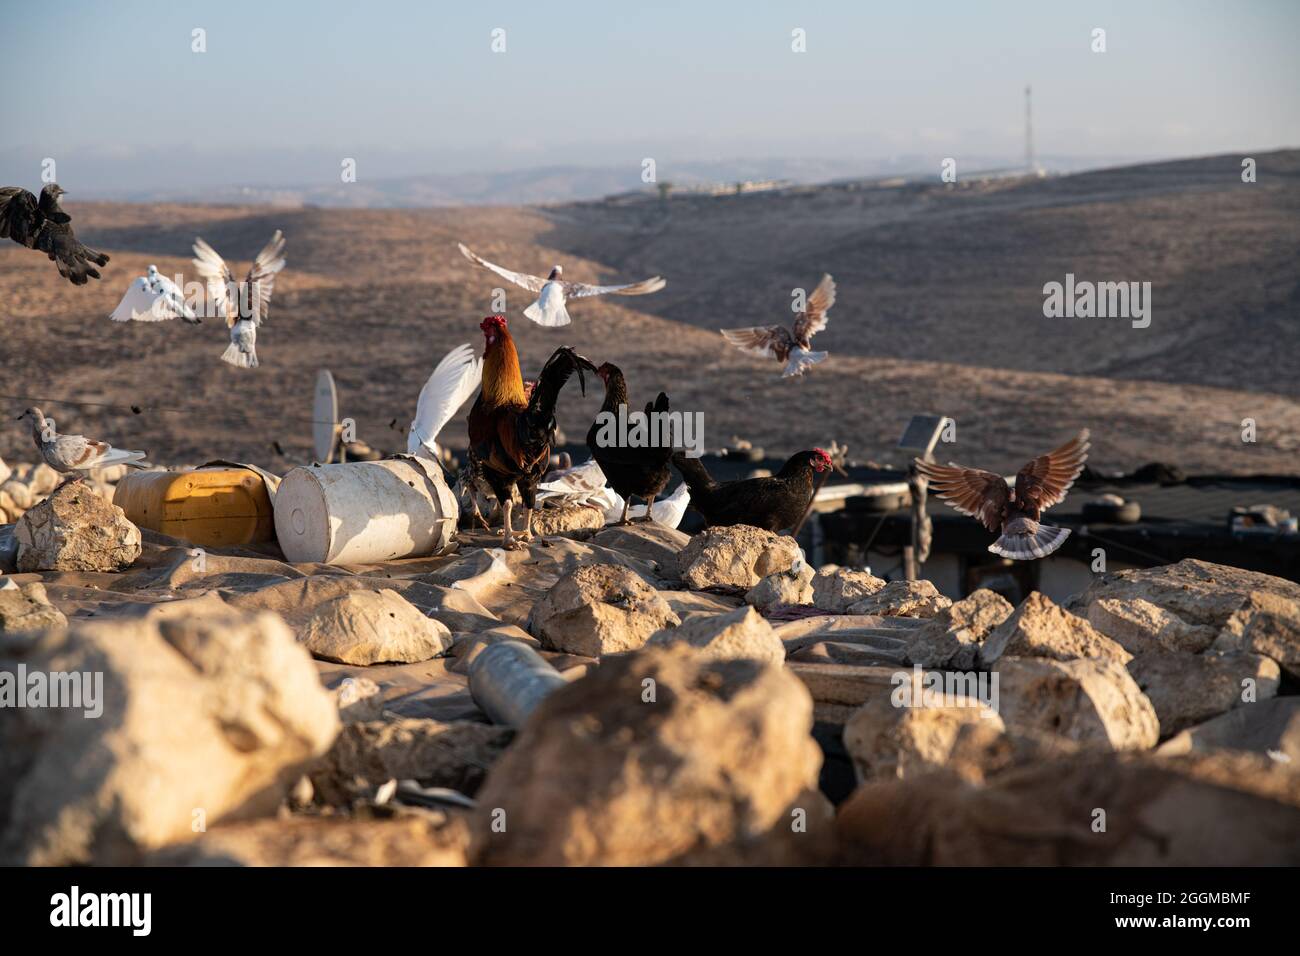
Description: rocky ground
2,477,1298,866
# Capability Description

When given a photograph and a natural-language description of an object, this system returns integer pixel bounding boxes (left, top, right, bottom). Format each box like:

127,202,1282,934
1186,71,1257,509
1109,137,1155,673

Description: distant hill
0,150,1296,476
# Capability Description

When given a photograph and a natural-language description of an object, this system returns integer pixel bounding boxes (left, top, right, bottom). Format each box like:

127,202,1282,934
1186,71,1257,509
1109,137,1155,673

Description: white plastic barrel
274,457,459,565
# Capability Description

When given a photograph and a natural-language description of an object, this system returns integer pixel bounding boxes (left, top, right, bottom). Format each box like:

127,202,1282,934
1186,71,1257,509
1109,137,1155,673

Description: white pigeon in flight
192,231,287,368
109,265,199,323
408,343,484,460
457,242,666,327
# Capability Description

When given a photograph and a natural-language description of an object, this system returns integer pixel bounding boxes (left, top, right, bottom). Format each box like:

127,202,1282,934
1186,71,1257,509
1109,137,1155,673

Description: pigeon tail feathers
525,299,571,327
783,349,828,377
989,524,1070,561
221,341,259,368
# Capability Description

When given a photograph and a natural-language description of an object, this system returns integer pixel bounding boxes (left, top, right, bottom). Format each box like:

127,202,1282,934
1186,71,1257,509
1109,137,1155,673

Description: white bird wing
407,343,483,456
109,277,158,322
192,237,235,324
458,242,548,293
152,272,198,322
564,275,667,299
792,273,836,342
245,230,286,325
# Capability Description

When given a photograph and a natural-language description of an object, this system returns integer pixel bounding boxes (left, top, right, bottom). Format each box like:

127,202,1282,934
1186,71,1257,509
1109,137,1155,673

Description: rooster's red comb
480,315,507,332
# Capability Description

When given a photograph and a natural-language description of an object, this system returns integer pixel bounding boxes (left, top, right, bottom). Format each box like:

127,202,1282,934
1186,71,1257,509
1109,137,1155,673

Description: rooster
467,315,596,548
672,449,833,533
914,430,1090,560
586,362,674,525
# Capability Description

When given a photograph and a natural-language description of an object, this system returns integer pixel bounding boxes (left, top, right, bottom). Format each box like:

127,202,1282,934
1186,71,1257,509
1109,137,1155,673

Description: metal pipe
468,640,568,729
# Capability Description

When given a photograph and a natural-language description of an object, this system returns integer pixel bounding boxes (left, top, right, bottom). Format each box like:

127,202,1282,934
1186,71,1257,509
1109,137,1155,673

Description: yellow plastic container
114,468,275,547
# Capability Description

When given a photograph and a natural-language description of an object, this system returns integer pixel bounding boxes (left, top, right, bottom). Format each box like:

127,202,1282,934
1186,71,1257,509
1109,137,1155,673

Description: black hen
673,449,833,533
0,183,109,285
586,362,674,524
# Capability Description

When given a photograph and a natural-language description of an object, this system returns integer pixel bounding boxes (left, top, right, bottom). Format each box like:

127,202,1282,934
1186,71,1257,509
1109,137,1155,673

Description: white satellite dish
313,369,339,463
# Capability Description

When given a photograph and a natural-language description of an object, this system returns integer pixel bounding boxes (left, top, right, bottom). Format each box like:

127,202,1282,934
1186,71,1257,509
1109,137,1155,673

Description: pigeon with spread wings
407,343,483,461
0,183,109,285
721,273,835,377
192,231,286,368
457,242,666,327
110,265,199,323
914,430,1091,560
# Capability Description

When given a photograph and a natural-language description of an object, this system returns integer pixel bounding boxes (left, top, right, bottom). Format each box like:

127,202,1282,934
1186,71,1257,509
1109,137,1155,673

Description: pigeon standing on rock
721,273,836,377
192,231,287,368
16,407,150,486
0,183,110,285
458,242,666,327
110,265,199,323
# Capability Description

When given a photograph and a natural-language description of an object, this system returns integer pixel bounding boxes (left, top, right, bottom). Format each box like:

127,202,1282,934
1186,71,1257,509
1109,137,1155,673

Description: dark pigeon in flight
0,183,109,285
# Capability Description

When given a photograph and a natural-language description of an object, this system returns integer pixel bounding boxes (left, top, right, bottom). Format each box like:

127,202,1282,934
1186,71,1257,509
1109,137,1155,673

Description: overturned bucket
274,456,458,565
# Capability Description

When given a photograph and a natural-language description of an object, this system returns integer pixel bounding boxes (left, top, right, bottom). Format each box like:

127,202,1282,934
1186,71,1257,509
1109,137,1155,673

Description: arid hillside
1,151,1297,475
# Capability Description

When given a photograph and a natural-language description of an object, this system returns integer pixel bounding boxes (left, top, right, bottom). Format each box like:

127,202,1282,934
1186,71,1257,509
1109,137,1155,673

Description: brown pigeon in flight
720,273,835,377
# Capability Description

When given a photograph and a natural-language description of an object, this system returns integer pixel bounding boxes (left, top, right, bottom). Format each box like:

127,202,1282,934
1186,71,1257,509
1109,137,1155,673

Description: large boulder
469,645,830,865
837,751,1300,865
994,655,1160,750
843,682,1003,782
812,567,885,612
1068,559,1300,677
0,581,67,635
745,561,814,612
847,579,951,619
299,588,452,665
527,563,679,657
1085,596,1217,655
980,591,1130,667
15,482,141,572
0,607,339,865
1158,698,1300,763
646,605,785,665
906,589,1013,670
674,525,802,590
1127,649,1280,735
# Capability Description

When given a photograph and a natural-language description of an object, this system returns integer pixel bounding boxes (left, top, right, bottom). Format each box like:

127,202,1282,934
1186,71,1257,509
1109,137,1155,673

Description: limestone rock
674,525,802,590
331,676,385,723
847,579,951,619
1157,698,1300,763
300,588,453,665
530,502,606,536
527,563,679,657
647,604,785,665
843,685,1003,782
836,750,1300,865
591,524,690,573
1127,649,1279,735
994,655,1159,750
311,718,513,803
14,482,141,573
980,591,1130,666
0,582,67,635
469,645,830,865
906,589,1013,669
1212,589,1300,678
745,561,814,612
27,463,61,496
0,480,32,513
0,607,339,865
812,566,885,612
1085,596,1216,655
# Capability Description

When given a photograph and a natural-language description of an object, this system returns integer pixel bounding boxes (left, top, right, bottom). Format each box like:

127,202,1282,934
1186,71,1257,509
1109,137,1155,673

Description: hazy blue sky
1,0,1296,193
